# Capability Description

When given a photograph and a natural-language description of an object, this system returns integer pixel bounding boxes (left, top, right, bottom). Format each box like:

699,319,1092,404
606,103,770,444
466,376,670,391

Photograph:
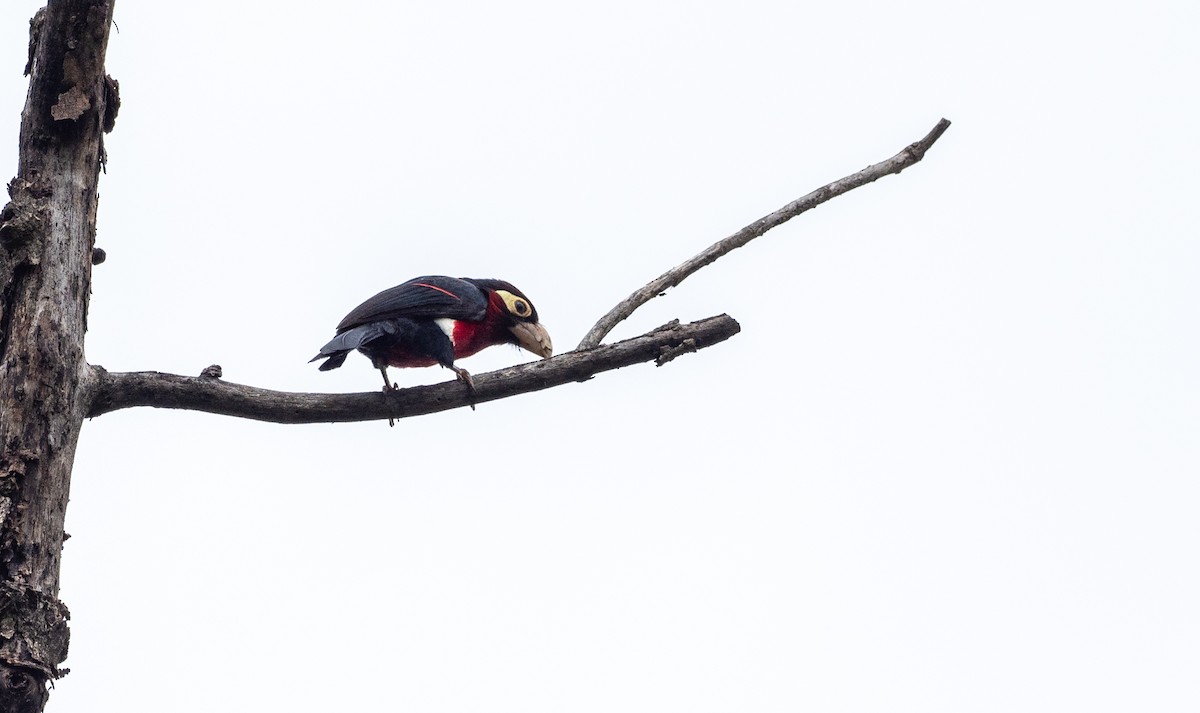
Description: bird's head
466,278,553,359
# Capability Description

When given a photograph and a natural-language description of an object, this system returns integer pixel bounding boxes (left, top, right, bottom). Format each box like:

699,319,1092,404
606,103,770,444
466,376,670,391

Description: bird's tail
310,324,380,371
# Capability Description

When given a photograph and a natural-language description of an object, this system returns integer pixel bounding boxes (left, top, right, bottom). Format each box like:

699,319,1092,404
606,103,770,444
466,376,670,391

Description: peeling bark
0,2,116,710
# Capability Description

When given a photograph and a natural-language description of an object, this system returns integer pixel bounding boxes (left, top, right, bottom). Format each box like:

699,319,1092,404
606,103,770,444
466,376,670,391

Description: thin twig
576,118,951,349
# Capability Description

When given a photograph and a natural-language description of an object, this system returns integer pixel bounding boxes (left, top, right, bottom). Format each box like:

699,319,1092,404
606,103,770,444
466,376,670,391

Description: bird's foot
379,368,398,392
378,368,398,426
452,366,477,411
381,386,397,427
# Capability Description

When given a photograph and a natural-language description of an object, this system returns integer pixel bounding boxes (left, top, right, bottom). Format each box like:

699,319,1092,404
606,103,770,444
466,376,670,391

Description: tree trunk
0,2,116,710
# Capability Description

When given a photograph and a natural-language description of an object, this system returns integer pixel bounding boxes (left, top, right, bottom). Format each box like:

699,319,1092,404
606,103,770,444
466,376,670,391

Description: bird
310,276,553,404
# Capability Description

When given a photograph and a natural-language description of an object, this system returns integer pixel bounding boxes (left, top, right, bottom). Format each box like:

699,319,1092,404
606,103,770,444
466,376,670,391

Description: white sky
3,1,1198,711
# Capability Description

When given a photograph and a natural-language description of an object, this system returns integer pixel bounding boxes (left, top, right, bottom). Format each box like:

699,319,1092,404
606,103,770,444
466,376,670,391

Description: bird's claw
378,368,399,391
452,366,477,411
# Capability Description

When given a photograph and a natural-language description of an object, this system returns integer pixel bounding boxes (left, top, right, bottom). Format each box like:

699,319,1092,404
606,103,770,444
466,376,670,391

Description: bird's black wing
335,276,489,332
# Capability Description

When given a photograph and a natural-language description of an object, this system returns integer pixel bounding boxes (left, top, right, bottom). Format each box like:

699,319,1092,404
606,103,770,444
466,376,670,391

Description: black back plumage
335,276,491,332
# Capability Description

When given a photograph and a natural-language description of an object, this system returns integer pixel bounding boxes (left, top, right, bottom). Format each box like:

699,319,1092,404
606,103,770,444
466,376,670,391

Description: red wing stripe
413,282,462,300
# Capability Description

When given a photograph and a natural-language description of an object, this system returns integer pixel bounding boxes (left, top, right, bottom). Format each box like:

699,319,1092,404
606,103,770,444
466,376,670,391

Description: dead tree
0,2,949,709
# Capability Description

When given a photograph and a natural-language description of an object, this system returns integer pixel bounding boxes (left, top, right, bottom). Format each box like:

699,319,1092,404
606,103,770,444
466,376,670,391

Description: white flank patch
434,318,458,346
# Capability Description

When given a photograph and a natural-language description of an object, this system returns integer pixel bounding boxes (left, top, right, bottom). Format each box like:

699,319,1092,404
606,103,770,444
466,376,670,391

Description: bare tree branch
577,118,952,350
85,119,952,428
87,315,741,424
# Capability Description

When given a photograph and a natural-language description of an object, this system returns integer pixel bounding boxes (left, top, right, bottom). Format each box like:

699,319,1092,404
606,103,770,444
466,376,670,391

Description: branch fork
88,119,950,425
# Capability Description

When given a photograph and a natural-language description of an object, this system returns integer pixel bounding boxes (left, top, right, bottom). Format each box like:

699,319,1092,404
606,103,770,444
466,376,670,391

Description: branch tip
576,118,951,350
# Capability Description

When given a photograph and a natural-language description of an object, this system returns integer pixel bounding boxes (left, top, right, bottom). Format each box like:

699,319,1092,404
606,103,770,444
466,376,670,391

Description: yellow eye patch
496,290,533,319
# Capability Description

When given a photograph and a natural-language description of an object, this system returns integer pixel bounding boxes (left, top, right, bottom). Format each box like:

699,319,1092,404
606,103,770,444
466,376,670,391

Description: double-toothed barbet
310,276,552,401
